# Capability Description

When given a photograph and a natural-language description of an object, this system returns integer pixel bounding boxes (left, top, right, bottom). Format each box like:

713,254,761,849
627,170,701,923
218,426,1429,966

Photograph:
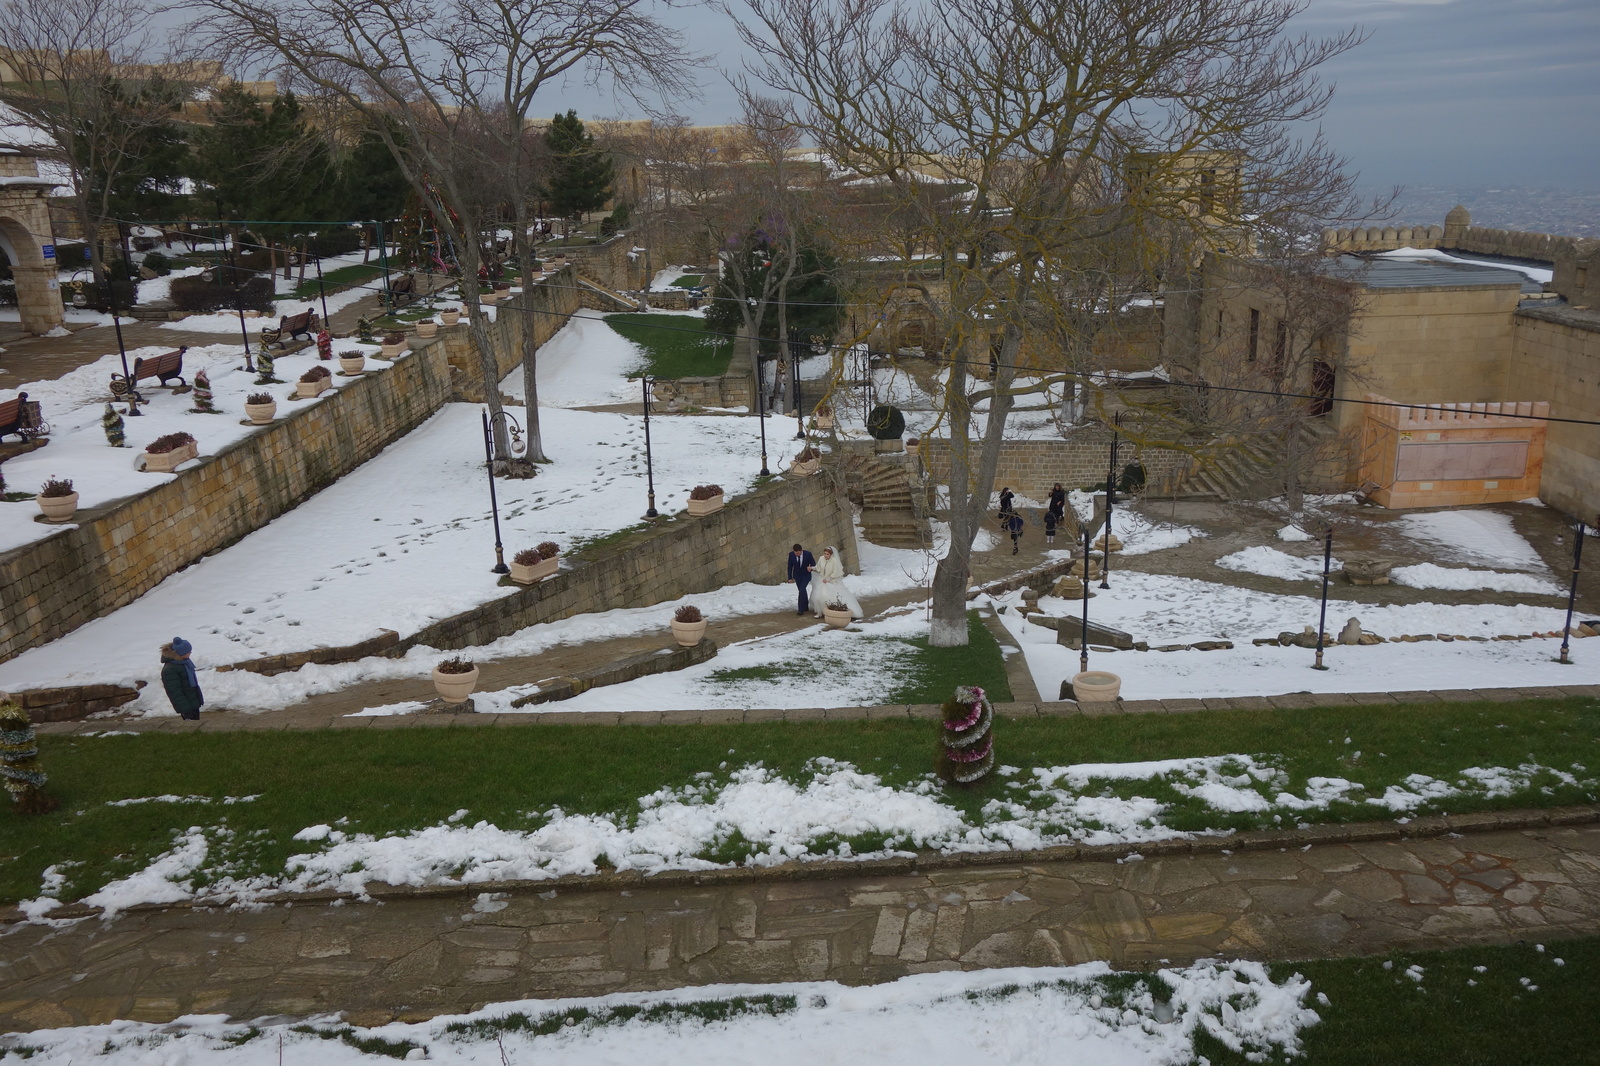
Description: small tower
1443,204,1471,246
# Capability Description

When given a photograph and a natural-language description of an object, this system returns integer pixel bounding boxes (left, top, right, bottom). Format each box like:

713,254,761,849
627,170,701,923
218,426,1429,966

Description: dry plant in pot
509,541,560,584
417,319,438,338
143,431,198,473
670,604,707,647
823,599,853,628
36,476,78,522
243,391,277,425
337,349,366,375
296,364,333,399
686,483,724,517
791,446,822,477
380,331,407,358
441,306,461,326
431,656,479,704
814,404,834,431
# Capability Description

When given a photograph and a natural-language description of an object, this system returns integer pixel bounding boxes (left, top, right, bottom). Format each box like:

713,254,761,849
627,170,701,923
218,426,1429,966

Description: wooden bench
262,308,319,349
0,392,47,443
383,273,419,308
111,346,188,402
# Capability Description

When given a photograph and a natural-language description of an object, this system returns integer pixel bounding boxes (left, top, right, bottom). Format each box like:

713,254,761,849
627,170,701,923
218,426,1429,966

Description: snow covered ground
0,961,1320,1066
0,340,385,553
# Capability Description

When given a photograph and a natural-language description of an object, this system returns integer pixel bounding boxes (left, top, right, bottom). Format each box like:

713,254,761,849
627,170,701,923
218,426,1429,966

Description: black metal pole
1099,422,1119,589
757,355,771,477
793,335,806,439
1080,526,1091,675
376,220,393,305
314,252,330,323
482,409,508,574
225,235,253,371
1558,521,1586,665
108,225,139,416
642,376,658,518
1313,526,1333,670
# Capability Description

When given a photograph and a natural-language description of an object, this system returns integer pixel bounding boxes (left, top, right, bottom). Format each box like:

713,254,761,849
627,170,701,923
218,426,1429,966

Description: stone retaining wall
2,681,142,722
399,473,858,654
916,434,1194,502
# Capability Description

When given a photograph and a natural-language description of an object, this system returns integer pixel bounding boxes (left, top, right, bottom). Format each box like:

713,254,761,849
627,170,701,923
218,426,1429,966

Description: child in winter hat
161,637,204,721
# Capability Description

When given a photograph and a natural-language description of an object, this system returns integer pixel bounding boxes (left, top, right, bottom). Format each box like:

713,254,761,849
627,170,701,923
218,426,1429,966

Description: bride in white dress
811,545,863,618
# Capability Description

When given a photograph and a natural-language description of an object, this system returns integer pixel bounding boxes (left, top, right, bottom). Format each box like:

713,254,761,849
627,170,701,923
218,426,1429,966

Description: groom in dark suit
786,543,815,615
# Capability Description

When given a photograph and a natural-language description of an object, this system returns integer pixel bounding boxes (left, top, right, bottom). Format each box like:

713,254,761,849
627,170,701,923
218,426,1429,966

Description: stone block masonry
917,434,1194,504
401,474,858,654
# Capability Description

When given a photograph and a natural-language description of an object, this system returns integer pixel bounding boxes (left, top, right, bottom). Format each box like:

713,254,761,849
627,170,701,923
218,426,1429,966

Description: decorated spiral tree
102,403,126,447
936,685,995,785
191,369,218,413
254,345,280,385
1,699,56,815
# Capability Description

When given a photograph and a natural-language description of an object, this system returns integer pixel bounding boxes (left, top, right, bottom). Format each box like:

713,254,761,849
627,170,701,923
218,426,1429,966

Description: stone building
0,143,65,336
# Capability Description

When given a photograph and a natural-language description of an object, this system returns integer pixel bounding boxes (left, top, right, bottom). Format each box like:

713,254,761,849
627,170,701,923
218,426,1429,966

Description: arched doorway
0,151,66,336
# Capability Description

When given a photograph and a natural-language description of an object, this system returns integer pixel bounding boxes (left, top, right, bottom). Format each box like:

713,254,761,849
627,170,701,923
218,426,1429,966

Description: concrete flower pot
823,606,852,629
380,341,405,358
338,355,366,375
873,438,905,454
441,310,461,326
510,556,559,585
1070,670,1121,702
243,399,277,425
417,321,438,338
686,494,724,517
431,664,480,704
296,377,331,399
144,440,198,473
670,618,708,647
790,458,820,478
37,492,78,523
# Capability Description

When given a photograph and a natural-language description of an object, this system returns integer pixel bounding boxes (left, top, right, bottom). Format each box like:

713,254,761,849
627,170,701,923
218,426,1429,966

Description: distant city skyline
543,0,1600,196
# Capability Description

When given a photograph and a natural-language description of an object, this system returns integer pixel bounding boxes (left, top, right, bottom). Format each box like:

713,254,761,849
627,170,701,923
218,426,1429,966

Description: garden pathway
3,809,1598,1031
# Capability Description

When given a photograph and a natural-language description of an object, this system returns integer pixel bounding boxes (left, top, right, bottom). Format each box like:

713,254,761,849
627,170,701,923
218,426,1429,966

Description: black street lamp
756,354,771,477
1099,413,1123,589
481,409,525,574
1313,525,1333,670
1557,520,1587,665
313,251,331,324
1078,526,1092,676
641,375,658,518
792,330,806,439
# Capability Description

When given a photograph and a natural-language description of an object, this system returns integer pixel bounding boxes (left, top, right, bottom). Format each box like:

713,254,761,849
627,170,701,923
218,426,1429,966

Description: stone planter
380,341,405,359
670,618,708,647
510,556,559,585
480,291,500,304
1070,670,1121,702
873,438,905,454
144,440,198,473
823,606,852,629
296,376,331,399
431,664,480,704
36,492,78,523
790,457,820,477
686,493,724,517
338,355,366,375
244,399,277,425
417,321,438,338
441,310,461,326
815,412,834,431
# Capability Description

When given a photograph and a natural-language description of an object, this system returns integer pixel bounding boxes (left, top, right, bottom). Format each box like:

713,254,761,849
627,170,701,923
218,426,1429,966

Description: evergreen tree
102,403,126,447
543,111,613,225
192,85,336,223
191,369,218,413
333,124,410,225
1,700,56,815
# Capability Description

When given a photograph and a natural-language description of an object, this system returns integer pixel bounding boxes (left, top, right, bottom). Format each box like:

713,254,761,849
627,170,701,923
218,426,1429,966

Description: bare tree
0,0,186,289
731,0,1370,645
194,0,694,464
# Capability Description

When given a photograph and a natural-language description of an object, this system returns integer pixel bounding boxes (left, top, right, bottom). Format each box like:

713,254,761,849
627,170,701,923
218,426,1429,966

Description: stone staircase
1173,422,1336,500
572,273,641,312
840,453,932,550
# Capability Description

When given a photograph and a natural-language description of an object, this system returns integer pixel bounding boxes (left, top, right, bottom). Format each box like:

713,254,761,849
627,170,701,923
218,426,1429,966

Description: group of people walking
997,482,1072,554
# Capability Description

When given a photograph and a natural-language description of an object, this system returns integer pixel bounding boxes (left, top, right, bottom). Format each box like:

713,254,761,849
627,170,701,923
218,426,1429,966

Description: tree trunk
510,209,549,464
453,226,511,460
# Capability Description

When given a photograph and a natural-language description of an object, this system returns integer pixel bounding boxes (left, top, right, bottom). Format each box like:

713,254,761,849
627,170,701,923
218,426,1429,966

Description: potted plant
867,403,906,454
791,446,822,477
144,431,198,473
441,306,461,326
1069,670,1122,703
670,604,707,647
337,349,366,375
243,391,277,425
686,483,724,517
814,404,834,431
431,656,479,704
380,331,407,358
417,319,438,338
822,600,852,628
36,476,78,523
296,364,333,398
510,541,560,584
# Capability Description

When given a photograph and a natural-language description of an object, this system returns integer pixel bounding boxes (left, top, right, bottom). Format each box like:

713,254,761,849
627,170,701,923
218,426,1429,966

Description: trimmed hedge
170,274,277,314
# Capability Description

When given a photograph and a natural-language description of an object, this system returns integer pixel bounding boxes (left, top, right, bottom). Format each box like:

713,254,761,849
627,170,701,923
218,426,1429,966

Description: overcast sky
547,0,1599,193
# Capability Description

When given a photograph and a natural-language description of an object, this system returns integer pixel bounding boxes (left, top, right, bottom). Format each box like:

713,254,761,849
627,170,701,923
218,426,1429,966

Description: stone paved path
3,810,1597,1032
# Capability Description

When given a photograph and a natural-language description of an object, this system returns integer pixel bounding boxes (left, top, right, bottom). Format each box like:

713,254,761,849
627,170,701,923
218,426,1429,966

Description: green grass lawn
669,274,704,288
1199,938,1600,1065
2,696,1595,905
606,313,733,378
288,263,386,302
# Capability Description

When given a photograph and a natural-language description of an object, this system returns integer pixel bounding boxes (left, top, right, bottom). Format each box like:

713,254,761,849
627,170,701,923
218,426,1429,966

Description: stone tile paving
3,809,1598,1032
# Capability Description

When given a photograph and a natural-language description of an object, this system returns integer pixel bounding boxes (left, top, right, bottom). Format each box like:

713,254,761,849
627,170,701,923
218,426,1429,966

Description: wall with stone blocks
401,475,857,653
424,268,584,396
1511,308,1600,522
916,435,1195,503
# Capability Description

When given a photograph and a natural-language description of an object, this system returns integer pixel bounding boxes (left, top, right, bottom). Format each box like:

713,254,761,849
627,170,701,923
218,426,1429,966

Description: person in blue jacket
160,637,204,720
786,543,816,615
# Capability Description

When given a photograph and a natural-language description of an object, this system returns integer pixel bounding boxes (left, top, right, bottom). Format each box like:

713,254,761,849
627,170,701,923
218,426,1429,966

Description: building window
1215,308,1223,338
1247,308,1260,362
1273,322,1287,374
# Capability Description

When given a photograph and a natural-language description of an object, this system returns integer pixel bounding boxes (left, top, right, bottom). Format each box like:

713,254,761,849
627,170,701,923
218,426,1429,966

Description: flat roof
1320,254,1537,292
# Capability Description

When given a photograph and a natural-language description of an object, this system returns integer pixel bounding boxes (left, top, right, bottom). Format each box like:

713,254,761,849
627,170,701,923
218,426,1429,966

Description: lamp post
756,353,771,477
1313,525,1333,670
101,233,141,417
1557,520,1587,665
1099,412,1123,589
313,250,331,323
481,409,526,574
1079,526,1092,675
641,375,658,517
792,330,806,439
